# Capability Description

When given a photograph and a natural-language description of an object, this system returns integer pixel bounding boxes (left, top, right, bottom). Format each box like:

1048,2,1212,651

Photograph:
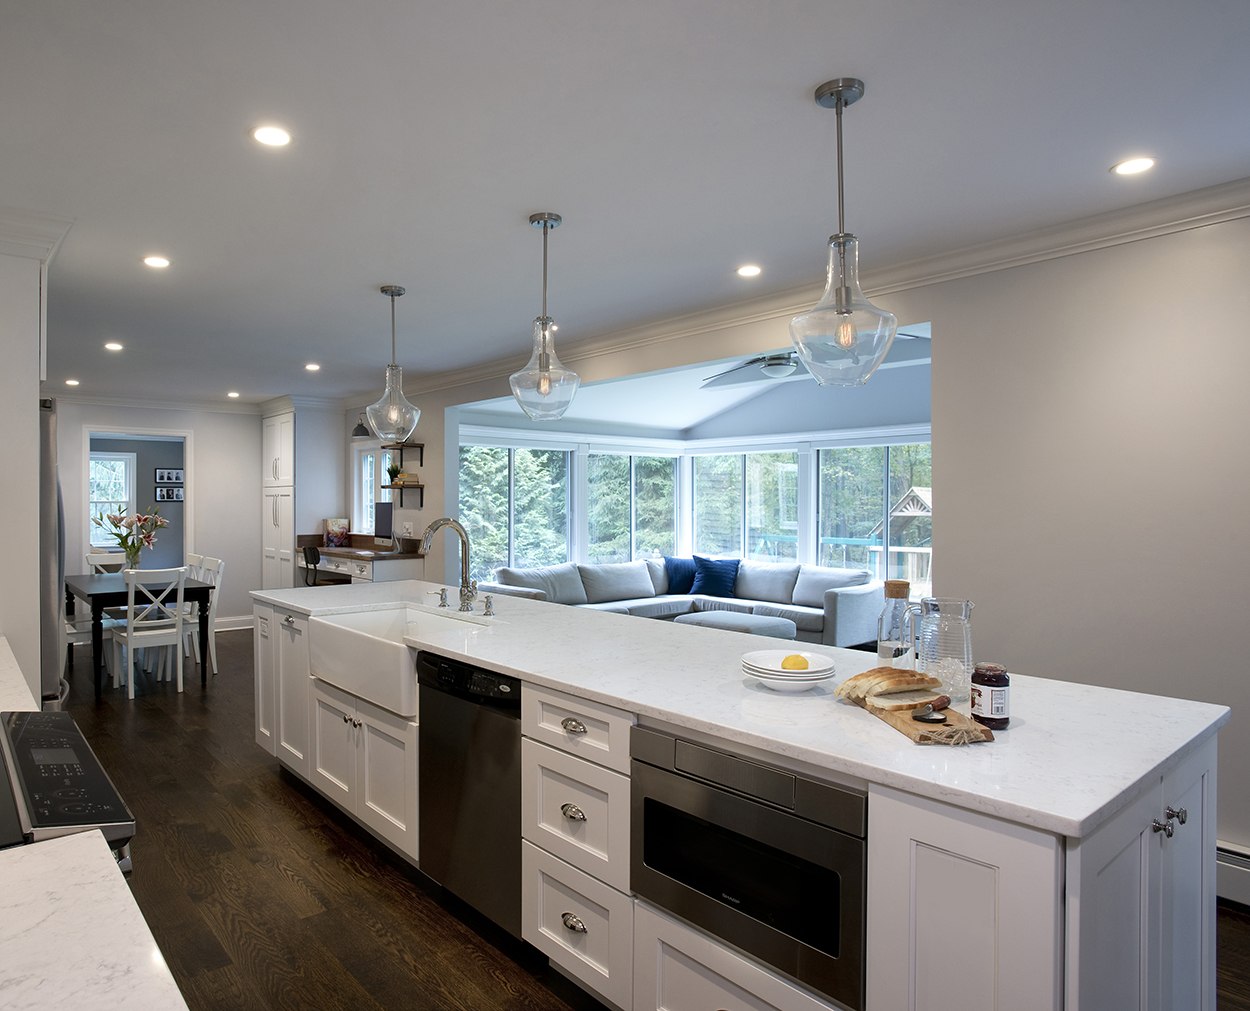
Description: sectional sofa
477,556,884,647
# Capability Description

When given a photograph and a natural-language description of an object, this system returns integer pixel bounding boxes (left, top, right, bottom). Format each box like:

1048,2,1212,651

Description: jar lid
884,579,910,598
974,661,1007,675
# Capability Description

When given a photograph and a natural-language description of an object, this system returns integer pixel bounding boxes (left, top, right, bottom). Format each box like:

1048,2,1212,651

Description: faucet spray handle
483,594,494,617
426,588,449,608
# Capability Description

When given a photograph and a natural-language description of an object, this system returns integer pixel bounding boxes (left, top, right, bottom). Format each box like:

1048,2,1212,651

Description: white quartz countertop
252,580,1230,838
0,831,187,1009
0,635,39,712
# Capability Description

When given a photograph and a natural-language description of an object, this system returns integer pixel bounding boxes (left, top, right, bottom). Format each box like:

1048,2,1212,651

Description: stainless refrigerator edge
38,397,68,708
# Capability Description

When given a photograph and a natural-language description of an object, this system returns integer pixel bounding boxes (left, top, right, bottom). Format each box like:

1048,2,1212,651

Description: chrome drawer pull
560,803,587,822
1166,805,1188,826
1152,818,1174,838
560,717,587,735
560,912,588,934
342,714,350,724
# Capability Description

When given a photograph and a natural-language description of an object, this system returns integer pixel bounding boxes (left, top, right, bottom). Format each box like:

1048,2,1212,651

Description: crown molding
49,391,263,415
0,206,74,262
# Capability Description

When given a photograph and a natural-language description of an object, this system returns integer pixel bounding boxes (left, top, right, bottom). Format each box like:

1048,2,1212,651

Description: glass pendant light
789,78,897,386
510,212,579,421
365,285,420,443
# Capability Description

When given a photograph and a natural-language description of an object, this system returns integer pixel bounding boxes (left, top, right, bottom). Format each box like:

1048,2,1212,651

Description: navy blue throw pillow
690,556,740,597
664,556,697,595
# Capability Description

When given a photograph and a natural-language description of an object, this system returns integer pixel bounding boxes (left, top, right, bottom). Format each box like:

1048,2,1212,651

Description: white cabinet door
633,901,834,1011
262,412,295,487
355,695,418,859
275,609,310,776
522,841,633,1011
1066,737,1217,1011
254,605,276,755
262,490,295,590
867,784,1063,1011
310,678,356,808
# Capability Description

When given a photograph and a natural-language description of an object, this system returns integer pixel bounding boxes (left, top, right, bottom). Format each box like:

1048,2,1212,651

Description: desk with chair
64,572,214,699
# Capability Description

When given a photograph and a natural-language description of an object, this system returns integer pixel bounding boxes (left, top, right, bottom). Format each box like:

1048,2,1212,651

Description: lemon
780,654,809,671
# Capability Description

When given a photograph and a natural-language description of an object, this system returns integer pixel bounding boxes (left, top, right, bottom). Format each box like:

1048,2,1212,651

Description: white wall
58,401,261,623
292,404,346,535
404,196,1250,852
0,252,42,692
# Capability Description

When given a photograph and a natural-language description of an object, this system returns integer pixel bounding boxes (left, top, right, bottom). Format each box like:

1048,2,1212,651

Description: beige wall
401,202,1250,850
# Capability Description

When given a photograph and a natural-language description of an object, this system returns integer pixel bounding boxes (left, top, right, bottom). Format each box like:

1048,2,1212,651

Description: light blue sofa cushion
792,565,871,607
751,602,826,634
625,595,698,619
645,558,668,595
734,561,801,604
577,561,656,604
496,561,588,605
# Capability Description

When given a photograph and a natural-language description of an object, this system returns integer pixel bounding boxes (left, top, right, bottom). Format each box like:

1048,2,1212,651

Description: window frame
351,441,394,535
87,450,137,547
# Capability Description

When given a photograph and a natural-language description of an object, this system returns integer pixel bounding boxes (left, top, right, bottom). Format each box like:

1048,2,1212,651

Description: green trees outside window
459,445,569,581
587,454,676,563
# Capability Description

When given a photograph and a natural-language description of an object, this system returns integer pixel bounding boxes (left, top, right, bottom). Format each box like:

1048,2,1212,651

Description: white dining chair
182,555,224,675
63,605,120,678
85,550,127,573
110,566,187,698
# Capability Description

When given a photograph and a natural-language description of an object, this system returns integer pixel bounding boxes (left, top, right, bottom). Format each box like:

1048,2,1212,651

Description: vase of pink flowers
92,509,169,569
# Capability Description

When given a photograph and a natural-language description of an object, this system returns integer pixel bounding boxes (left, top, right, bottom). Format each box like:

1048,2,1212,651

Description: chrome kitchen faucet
420,517,477,612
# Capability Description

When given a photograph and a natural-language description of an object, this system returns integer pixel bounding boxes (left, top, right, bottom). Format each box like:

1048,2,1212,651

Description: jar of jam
970,662,1010,729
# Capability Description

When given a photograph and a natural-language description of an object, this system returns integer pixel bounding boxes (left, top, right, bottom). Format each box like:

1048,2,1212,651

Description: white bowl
741,649,836,675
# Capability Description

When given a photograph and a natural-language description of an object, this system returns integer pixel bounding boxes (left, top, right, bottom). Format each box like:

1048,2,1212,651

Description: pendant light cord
835,94,846,237
541,221,550,320
389,293,398,367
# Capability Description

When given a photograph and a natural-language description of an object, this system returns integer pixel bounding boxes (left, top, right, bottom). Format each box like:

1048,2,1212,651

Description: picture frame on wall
155,486,184,502
155,468,185,484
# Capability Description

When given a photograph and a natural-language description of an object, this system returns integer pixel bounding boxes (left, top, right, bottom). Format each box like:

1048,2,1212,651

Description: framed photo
155,486,184,502
155,468,185,484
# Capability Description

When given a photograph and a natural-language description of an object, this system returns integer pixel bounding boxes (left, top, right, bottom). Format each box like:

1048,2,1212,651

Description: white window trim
87,450,137,547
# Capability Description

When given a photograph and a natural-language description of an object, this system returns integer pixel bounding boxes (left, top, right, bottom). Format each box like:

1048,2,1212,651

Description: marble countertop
0,831,187,1009
318,546,423,561
0,635,39,712
252,579,1230,838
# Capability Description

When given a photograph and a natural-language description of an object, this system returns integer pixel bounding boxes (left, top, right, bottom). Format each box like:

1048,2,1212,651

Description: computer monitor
374,501,393,540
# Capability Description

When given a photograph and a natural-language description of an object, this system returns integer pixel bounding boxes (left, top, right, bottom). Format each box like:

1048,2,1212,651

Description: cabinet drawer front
522,684,633,774
522,841,633,1011
350,560,373,581
633,901,834,1011
522,739,630,890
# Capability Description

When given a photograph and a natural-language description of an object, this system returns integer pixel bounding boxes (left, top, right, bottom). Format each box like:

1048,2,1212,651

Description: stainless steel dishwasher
416,650,522,938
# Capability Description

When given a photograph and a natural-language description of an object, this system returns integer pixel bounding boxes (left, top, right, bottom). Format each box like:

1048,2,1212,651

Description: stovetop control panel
2,711,134,844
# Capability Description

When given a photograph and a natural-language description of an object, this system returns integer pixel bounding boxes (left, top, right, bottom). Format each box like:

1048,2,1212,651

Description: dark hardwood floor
64,631,1250,1010
65,632,605,1011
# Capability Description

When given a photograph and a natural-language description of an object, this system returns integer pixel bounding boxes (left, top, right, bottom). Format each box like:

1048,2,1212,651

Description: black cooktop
1,711,134,847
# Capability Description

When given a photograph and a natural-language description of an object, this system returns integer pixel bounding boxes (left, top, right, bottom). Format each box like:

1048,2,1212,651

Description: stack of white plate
741,650,837,693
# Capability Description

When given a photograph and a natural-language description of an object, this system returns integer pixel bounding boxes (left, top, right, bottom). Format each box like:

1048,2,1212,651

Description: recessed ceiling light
143,255,170,269
65,378,80,386
737,264,762,278
253,125,291,147
227,391,240,399
304,362,321,372
1111,157,1155,176
104,341,124,351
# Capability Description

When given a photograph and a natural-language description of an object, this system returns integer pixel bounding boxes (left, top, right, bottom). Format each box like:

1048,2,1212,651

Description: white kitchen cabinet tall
1066,737,1217,1011
261,487,294,589
262,412,294,487
309,677,418,860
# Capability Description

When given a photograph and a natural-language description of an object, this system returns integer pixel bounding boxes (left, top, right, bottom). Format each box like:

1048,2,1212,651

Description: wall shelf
382,443,424,509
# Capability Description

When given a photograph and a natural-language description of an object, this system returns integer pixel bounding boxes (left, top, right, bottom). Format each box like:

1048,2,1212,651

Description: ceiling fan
701,332,930,388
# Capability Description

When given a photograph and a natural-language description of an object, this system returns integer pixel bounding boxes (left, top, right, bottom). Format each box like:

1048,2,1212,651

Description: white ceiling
6,0,1249,407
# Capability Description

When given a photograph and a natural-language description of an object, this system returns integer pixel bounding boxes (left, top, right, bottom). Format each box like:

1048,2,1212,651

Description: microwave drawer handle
560,912,588,934
560,803,587,822
560,717,587,735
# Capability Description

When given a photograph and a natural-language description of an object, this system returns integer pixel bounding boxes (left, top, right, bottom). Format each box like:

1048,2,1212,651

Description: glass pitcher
902,597,974,704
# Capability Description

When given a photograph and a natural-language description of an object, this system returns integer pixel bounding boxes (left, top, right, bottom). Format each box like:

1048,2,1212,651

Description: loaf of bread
866,690,951,712
835,667,942,702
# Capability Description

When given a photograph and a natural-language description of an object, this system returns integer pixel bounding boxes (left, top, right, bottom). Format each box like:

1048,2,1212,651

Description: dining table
64,572,215,698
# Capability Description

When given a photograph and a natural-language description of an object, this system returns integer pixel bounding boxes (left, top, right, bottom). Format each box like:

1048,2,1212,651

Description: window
459,445,570,581
817,443,931,596
352,444,395,534
587,454,677,563
88,451,136,545
694,451,798,561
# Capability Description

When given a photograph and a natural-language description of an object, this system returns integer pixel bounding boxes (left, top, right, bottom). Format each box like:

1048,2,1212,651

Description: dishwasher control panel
416,652,521,708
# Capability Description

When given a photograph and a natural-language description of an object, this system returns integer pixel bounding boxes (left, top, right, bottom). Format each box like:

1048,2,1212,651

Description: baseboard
1217,842,1250,905
214,615,254,633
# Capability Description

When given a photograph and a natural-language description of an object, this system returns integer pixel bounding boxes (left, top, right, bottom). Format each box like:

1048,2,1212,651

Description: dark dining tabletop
64,572,215,698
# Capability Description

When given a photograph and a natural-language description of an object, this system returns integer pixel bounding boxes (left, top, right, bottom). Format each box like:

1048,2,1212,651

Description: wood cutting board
858,699,994,745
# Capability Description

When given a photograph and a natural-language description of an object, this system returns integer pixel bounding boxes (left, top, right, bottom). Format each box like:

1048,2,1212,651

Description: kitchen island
252,578,1229,1011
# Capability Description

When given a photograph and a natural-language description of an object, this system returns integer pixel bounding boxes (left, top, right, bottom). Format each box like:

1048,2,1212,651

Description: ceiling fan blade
702,356,766,384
